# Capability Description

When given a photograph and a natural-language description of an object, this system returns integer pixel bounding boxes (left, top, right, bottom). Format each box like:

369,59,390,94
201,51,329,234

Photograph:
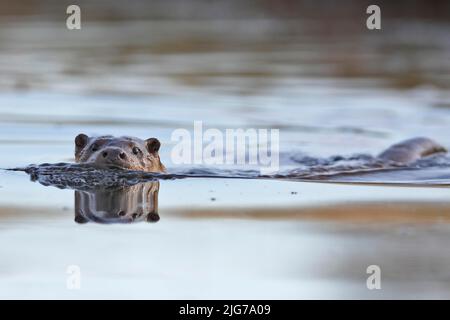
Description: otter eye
91,144,99,152
132,147,141,155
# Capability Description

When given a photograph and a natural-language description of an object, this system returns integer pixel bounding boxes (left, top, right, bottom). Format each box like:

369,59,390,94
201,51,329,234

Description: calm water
1,15,450,298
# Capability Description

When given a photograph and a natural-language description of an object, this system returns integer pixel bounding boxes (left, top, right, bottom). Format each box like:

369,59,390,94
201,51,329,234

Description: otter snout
101,148,127,160
96,147,128,167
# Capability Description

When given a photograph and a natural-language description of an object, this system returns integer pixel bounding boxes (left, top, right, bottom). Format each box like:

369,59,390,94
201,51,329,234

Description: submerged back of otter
74,134,165,172
378,137,447,164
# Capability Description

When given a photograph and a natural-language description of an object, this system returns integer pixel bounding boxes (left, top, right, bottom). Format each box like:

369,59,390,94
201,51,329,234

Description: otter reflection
74,182,160,224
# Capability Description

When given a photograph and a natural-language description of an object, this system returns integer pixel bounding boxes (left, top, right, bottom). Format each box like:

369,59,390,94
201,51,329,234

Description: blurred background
0,0,449,168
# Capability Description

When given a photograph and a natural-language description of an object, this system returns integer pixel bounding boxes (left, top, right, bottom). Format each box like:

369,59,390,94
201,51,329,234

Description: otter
73,134,163,224
74,134,446,172
74,134,165,172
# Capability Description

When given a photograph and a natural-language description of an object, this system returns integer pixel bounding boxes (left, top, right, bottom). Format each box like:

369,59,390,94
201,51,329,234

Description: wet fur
378,137,447,163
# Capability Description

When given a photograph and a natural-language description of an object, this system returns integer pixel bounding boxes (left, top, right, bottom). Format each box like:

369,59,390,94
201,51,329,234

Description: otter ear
146,138,161,154
75,133,89,148
75,134,89,159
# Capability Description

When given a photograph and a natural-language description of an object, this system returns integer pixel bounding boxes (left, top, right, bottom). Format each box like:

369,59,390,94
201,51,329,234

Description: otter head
74,134,165,172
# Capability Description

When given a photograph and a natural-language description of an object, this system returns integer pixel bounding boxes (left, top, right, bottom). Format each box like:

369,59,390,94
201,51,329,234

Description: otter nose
101,148,127,161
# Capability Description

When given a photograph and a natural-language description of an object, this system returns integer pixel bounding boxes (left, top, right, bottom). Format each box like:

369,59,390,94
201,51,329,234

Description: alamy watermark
66,264,81,290
366,265,381,290
170,121,279,174
66,4,380,31
366,5,381,30
66,5,81,30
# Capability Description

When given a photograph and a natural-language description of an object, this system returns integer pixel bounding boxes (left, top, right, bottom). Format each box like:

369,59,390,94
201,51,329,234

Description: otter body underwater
7,134,449,190
74,134,447,172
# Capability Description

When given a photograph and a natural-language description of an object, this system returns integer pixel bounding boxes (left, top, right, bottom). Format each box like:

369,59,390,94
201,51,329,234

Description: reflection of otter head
74,182,160,224
74,134,165,172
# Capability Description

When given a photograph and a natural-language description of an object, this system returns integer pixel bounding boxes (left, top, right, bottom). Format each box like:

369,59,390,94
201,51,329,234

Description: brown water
1,1,450,298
